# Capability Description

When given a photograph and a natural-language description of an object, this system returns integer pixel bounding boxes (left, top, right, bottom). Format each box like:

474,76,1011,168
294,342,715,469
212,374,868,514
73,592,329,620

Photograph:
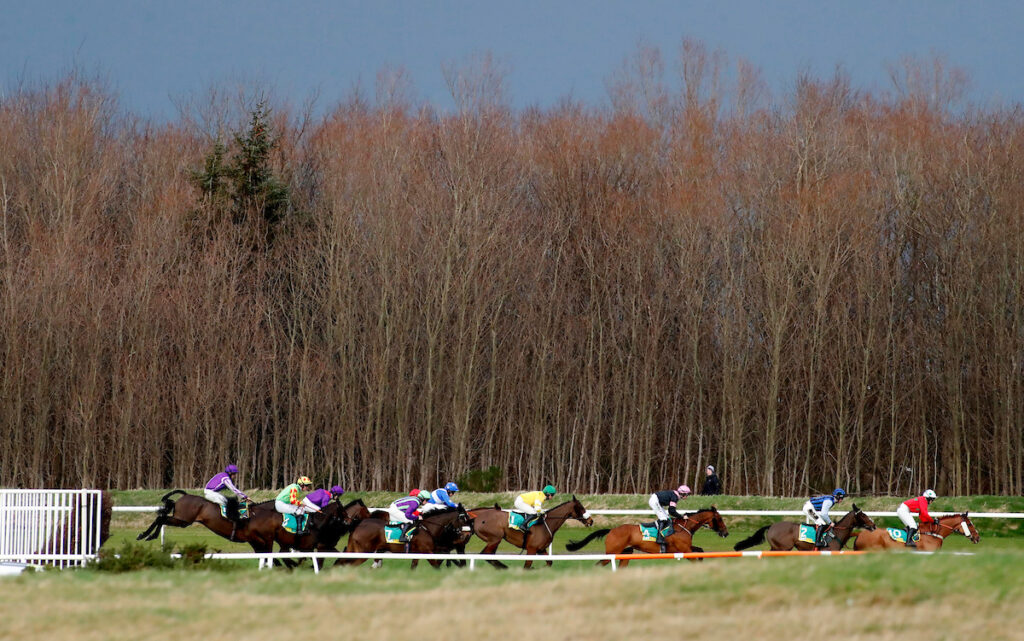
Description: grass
2,492,1021,640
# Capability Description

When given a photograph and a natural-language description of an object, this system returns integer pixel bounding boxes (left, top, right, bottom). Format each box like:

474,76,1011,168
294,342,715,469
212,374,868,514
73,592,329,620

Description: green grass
4,492,1023,640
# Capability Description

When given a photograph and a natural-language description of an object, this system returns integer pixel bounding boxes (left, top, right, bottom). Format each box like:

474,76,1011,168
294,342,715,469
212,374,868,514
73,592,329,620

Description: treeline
1,47,1022,496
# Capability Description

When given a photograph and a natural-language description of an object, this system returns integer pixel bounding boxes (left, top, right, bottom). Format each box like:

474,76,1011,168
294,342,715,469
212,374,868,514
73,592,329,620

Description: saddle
798,524,834,547
219,501,250,520
385,523,417,544
282,513,308,534
886,528,919,544
638,522,674,543
508,511,531,531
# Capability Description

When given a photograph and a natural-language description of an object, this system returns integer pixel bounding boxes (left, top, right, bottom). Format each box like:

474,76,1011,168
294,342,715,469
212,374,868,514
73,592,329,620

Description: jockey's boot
400,521,414,542
815,526,828,548
655,519,670,553
905,528,917,548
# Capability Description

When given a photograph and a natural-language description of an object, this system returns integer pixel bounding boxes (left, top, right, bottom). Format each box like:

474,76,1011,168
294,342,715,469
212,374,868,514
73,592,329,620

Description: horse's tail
565,529,610,552
733,525,770,551
137,490,186,541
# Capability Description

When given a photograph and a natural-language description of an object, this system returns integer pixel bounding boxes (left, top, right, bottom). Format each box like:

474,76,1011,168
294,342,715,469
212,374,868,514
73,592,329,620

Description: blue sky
2,1,1021,119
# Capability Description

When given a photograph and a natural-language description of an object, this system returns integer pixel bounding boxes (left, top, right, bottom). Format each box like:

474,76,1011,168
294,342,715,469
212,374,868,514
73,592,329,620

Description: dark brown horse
470,497,594,569
137,491,370,568
137,490,251,543
853,512,979,551
565,507,729,567
342,505,474,569
733,503,875,552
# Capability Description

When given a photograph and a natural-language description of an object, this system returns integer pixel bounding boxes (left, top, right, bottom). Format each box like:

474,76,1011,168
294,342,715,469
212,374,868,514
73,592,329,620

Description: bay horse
137,490,251,543
733,503,875,552
342,505,474,569
565,507,728,568
853,512,979,552
470,496,594,569
250,498,373,569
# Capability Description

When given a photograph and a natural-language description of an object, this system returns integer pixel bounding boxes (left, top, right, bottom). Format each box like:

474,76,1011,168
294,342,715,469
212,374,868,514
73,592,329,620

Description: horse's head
570,495,594,527
452,504,475,544
851,504,876,531
341,498,372,524
955,512,980,544
682,507,728,538
708,507,729,538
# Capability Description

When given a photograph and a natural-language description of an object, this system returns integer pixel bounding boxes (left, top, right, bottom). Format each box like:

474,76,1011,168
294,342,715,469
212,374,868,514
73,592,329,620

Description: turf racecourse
2,493,1022,640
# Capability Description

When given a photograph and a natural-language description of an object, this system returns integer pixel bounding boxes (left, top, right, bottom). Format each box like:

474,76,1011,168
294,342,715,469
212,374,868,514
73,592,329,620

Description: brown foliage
1,54,1022,495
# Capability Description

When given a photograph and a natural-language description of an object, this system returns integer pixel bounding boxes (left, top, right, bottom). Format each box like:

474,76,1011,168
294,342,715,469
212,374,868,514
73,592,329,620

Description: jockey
275,476,314,534
388,490,432,541
649,485,691,545
301,485,345,514
421,482,460,514
513,485,556,531
203,464,248,506
802,488,846,548
896,489,937,548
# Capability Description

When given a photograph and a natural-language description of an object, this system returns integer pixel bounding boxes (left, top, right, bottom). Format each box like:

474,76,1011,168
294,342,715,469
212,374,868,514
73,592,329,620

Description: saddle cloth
798,524,817,544
282,513,308,534
638,522,674,542
219,502,250,520
385,523,418,544
886,527,919,543
508,511,529,531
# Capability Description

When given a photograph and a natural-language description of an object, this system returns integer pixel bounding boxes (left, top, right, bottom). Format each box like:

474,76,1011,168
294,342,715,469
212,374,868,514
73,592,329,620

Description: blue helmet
833,488,846,499
445,482,459,493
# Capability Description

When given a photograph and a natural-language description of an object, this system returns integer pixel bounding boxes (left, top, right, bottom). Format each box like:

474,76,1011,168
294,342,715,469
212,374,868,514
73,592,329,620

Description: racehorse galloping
137,490,251,543
343,505,474,569
565,507,729,568
252,498,373,569
853,512,979,552
732,503,875,552
471,497,594,569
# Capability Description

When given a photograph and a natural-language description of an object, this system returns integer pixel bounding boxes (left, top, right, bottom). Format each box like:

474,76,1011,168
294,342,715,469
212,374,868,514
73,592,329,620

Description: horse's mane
343,498,366,509
422,506,462,518
683,508,717,517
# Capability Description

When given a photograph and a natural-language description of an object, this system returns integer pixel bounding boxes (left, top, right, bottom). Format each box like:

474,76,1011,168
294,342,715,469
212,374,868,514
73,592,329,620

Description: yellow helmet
297,476,312,486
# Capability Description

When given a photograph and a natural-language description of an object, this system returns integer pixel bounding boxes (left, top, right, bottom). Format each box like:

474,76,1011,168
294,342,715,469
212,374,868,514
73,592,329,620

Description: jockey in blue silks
420,482,460,514
802,488,846,548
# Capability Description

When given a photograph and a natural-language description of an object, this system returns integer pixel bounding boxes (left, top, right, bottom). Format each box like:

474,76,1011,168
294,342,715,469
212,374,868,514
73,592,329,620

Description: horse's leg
480,540,506,569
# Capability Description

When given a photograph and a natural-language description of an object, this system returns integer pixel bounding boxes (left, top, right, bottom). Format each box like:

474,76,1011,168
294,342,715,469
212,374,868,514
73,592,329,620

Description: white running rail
0,489,104,568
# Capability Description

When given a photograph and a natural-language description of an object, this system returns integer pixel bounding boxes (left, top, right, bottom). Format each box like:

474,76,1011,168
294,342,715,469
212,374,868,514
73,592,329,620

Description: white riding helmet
923,489,937,500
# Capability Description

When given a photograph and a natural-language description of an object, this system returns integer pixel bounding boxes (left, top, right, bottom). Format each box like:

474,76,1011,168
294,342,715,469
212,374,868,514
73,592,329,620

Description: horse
565,507,729,567
235,498,371,569
732,503,875,552
137,490,251,543
137,491,370,568
470,496,594,569
853,512,979,552
342,504,474,569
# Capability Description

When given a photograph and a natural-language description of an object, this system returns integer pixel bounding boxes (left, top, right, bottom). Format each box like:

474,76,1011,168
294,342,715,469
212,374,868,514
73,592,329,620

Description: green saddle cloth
219,502,249,520
385,523,415,544
798,524,817,544
282,513,308,534
639,523,674,542
886,528,919,543
508,512,528,531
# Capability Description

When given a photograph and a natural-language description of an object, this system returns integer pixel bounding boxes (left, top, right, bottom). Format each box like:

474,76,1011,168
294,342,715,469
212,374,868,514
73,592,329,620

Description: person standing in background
701,465,722,496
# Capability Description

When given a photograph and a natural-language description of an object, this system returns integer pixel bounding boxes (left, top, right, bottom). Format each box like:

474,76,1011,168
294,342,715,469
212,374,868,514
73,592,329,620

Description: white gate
0,489,104,568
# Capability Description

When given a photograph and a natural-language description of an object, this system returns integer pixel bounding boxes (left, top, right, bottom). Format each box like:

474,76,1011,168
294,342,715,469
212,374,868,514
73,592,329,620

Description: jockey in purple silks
387,491,431,541
204,464,249,506
301,485,345,513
